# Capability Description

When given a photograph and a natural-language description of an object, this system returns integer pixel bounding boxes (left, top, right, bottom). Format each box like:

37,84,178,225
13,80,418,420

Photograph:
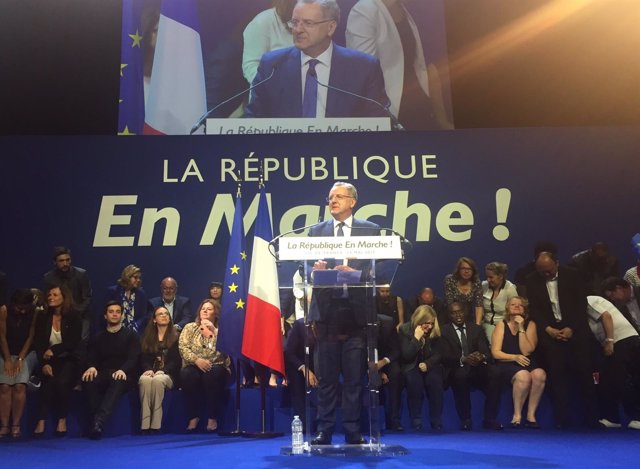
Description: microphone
309,69,405,131
189,61,283,135
268,222,322,259
342,224,413,252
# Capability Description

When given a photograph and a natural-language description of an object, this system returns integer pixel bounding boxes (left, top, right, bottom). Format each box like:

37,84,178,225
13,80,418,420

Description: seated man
244,0,390,119
586,295,640,430
81,301,140,439
405,287,447,327
285,318,317,431
148,277,192,331
440,302,503,430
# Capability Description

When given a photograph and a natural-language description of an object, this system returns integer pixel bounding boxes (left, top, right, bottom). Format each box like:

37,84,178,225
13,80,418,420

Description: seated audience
481,262,518,343
82,301,141,439
104,265,147,334
207,281,223,306
444,257,483,324
148,277,193,332
624,259,640,288
0,289,37,439
586,295,640,430
138,305,180,434
569,242,619,295
33,286,82,437
441,302,503,430
399,305,444,431
376,286,405,329
491,296,546,428
179,299,231,433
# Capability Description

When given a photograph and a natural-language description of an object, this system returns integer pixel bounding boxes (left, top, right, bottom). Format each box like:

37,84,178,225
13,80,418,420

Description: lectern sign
278,235,402,261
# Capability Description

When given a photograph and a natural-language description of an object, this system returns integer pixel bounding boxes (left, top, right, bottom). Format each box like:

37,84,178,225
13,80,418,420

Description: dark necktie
458,326,469,356
302,59,319,118
336,221,345,237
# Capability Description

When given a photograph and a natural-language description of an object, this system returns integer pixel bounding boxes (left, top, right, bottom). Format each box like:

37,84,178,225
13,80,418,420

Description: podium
274,230,409,456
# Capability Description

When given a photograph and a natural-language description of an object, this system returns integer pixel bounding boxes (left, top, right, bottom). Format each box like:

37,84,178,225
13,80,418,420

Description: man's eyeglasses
287,18,333,29
326,194,354,203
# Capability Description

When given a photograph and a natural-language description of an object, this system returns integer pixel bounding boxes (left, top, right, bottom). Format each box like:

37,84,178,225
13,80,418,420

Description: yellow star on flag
235,299,245,309
120,63,128,77
230,264,240,274
240,251,247,260
118,126,135,136
129,29,142,48
228,283,238,293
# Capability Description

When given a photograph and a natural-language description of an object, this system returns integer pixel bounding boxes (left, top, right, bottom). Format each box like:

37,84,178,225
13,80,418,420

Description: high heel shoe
0,425,9,439
54,430,67,438
11,425,22,439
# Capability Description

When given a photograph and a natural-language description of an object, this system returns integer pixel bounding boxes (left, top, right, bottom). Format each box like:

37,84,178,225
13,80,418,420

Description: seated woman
491,296,546,428
33,286,82,437
138,305,180,434
179,299,231,433
398,305,445,431
444,257,484,325
481,262,518,343
0,289,38,439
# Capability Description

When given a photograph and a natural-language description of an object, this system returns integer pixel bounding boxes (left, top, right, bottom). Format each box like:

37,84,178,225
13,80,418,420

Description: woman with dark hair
481,262,518,343
105,264,147,334
398,305,445,431
491,296,546,428
138,305,180,434
32,286,82,437
179,299,231,433
0,289,37,439
242,0,295,84
444,257,483,325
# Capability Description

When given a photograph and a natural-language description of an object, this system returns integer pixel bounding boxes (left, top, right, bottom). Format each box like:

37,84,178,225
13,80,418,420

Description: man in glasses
306,182,380,445
244,0,389,119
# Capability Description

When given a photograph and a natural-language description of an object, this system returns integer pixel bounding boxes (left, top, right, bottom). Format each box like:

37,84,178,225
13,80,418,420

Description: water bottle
291,415,304,454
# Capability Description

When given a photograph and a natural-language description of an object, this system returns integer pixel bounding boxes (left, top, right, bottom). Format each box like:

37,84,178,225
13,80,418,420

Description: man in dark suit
147,277,192,331
308,181,380,445
441,302,503,431
375,314,403,431
525,252,598,428
244,0,390,119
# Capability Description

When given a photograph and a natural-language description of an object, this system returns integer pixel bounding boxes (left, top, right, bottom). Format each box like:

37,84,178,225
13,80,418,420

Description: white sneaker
627,420,640,430
598,418,622,428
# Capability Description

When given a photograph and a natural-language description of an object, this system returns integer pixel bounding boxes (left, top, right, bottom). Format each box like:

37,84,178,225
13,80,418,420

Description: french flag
242,187,285,375
144,0,206,135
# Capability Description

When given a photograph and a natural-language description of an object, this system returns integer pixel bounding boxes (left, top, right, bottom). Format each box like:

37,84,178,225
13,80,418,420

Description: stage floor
2,428,636,468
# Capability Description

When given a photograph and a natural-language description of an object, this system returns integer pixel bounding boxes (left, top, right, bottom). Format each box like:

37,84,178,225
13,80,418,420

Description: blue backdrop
1,126,638,310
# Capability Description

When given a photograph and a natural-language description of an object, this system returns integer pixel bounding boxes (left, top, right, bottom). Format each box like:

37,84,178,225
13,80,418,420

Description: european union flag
217,191,248,359
117,0,145,135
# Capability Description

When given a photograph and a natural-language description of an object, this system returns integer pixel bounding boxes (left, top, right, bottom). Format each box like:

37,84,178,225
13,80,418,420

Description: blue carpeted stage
2,429,637,468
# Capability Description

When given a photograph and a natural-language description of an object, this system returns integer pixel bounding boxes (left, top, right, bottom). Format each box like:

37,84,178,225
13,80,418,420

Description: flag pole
242,165,283,439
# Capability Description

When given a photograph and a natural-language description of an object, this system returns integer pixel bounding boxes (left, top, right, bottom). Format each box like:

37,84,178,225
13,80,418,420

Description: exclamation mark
493,188,511,241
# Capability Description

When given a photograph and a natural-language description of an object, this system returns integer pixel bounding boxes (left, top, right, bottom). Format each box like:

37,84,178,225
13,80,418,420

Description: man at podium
244,0,389,119
308,181,380,445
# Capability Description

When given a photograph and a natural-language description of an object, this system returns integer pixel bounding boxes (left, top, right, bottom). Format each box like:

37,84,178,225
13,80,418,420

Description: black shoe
411,419,423,431
524,420,540,429
310,431,332,445
345,432,366,445
54,430,67,438
150,429,161,435
431,423,443,432
510,421,522,429
460,419,472,431
483,420,504,431
89,422,103,440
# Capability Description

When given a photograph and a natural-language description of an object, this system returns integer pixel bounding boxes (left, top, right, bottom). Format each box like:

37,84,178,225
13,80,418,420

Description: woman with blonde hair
491,296,546,428
398,304,445,430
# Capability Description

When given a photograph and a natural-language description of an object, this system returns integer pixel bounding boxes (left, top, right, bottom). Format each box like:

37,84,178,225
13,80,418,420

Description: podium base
280,443,409,457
